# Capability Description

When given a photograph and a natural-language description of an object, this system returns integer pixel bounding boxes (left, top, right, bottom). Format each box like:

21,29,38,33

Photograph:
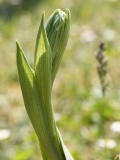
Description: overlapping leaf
16,42,64,160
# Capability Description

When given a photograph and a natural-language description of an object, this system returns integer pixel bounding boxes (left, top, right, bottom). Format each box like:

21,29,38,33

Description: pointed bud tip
16,40,19,45
54,9,62,13
53,9,66,18
41,12,45,24
66,8,71,21
16,40,24,57
16,40,20,50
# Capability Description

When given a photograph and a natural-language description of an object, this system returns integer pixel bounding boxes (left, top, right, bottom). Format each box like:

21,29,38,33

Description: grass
1,0,120,159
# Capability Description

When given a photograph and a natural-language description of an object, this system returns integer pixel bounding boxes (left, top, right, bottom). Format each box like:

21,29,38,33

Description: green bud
46,9,70,83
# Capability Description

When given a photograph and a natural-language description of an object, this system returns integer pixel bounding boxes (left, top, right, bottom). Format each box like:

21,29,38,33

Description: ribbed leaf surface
16,41,64,160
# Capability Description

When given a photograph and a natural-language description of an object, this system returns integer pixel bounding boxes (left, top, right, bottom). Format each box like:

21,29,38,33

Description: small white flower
97,139,117,149
0,129,11,141
80,30,97,43
110,121,120,132
103,29,116,41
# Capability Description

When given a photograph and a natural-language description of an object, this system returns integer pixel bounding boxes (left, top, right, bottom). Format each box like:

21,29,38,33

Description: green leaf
16,41,64,160
34,13,67,160
57,128,74,160
34,13,56,136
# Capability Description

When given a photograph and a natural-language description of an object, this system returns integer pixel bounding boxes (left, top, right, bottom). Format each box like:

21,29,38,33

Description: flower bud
45,9,70,83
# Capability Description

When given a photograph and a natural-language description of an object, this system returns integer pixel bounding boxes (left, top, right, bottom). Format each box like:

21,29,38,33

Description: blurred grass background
1,0,120,159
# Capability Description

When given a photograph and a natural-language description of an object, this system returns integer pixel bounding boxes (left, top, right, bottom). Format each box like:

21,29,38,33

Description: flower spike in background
95,42,110,96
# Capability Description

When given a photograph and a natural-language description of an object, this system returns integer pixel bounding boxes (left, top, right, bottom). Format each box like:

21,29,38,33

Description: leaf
57,128,74,160
34,14,66,159
34,13,56,136
16,41,64,160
